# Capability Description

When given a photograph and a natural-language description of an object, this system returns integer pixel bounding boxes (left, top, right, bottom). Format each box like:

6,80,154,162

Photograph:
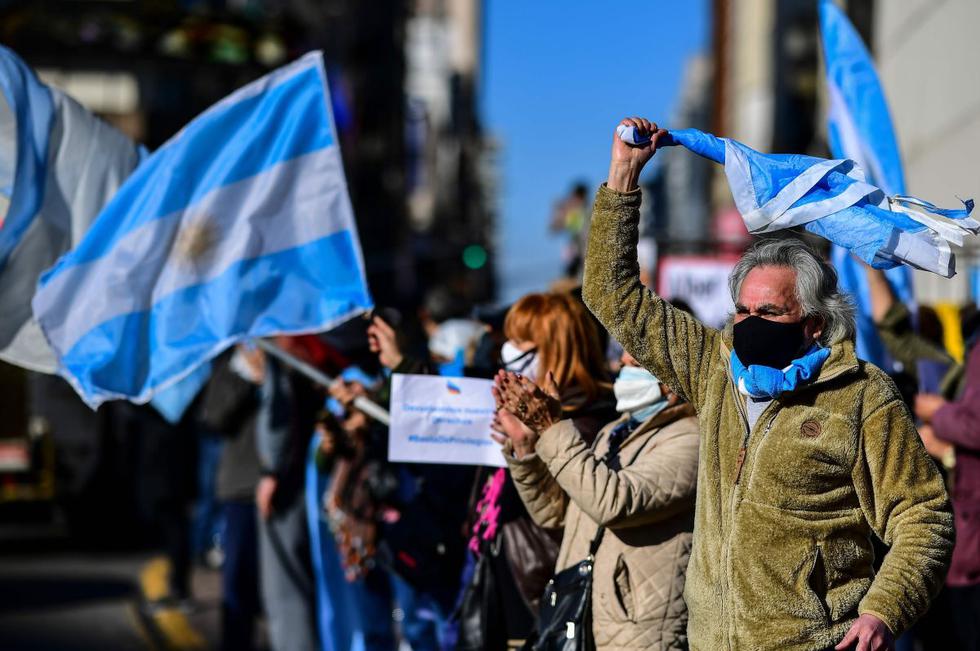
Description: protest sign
658,255,738,328
388,373,504,468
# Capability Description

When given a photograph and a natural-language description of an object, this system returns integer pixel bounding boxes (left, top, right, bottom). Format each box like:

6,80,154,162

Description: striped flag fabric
0,45,146,372
33,51,373,408
619,125,977,278
819,0,915,365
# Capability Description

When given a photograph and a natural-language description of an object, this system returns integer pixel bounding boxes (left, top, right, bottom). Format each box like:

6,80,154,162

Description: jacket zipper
717,346,854,649
724,378,779,650
724,377,749,650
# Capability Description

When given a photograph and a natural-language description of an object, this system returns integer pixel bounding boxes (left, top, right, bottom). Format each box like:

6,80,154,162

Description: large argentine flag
33,51,373,408
620,125,978,277
819,0,914,365
0,46,146,372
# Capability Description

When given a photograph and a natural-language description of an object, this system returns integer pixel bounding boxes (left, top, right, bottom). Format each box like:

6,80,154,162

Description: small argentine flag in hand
617,124,977,278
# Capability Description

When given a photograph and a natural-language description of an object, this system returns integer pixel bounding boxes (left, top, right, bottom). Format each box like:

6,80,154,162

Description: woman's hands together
491,370,562,459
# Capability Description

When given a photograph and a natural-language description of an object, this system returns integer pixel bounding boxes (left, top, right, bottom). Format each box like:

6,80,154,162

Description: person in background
493,346,699,650
325,371,400,651
418,287,473,341
459,291,617,650
427,318,487,377
314,367,396,651
863,264,957,394
551,182,592,278
253,336,326,651
115,401,197,608
862,263,970,650
330,311,476,651
915,323,980,649
202,339,322,651
469,303,511,379
202,347,265,651
582,117,953,651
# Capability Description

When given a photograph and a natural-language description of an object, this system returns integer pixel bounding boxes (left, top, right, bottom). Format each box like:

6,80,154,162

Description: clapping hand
490,370,562,459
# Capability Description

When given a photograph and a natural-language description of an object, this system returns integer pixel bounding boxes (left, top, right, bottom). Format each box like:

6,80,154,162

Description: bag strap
583,423,626,559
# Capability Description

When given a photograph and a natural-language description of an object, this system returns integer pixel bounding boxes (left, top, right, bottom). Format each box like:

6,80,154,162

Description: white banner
658,256,738,329
388,373,505,468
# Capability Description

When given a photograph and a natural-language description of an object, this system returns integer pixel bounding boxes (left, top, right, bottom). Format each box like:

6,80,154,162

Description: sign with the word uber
388,373,505,468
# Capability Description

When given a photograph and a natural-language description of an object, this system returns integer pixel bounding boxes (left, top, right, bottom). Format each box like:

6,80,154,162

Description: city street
0,521,150,651
0,521,221,651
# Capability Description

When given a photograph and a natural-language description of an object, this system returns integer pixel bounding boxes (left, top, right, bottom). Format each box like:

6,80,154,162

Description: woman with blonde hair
457,291,616,651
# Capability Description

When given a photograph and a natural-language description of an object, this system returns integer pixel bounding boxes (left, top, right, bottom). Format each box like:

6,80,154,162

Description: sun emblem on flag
173,218,218,267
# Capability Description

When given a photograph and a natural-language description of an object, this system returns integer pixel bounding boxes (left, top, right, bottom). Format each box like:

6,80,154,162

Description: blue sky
484,1,710,302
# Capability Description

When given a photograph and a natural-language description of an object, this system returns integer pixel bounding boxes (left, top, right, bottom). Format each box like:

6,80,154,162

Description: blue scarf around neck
730,346,831,399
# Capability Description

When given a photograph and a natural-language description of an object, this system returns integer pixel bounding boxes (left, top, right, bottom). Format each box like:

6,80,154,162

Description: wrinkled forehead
736,265,800,309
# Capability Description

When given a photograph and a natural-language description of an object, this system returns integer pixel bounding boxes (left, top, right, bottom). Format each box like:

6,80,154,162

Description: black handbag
521,527,604,651
455,539,505,651
456,535,535,650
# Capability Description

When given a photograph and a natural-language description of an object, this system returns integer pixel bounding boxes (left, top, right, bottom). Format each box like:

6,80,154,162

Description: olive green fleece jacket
582,185,955,651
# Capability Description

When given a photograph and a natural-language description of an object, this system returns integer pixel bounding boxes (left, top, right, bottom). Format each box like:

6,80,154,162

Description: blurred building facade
0,0,496,309
403,0,497,306
873,0,980,303
642,54,715,253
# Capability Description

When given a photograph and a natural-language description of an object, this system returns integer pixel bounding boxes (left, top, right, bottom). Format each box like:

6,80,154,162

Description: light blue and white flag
819,0,914,365
33,51,373,409
0,45,146,372
619,126,977,277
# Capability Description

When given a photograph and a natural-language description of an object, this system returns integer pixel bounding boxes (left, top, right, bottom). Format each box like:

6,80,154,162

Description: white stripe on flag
0,90,144,372
35,145,353,353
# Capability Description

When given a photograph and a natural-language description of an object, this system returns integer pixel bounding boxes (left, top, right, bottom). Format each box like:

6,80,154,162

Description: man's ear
805,314,825,343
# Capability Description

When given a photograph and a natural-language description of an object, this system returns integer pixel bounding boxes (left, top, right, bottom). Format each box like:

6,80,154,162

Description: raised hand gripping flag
618,126,977,278
33,51,373,408
0,45,146,372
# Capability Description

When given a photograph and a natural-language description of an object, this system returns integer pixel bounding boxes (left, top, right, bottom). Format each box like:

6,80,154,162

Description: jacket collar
607,401,697,451
719,335,860,395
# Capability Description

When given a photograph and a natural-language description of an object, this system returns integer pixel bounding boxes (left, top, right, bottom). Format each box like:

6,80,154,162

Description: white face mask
614,365,667,420
501,340,539,381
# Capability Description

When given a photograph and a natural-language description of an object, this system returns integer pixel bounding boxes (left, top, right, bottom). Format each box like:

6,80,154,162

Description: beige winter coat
507,403,700,651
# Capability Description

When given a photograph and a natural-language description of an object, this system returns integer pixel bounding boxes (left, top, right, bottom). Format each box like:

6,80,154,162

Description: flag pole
255,338,392,426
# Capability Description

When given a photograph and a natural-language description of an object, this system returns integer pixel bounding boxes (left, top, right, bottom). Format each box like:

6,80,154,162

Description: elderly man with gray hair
582,118,954,651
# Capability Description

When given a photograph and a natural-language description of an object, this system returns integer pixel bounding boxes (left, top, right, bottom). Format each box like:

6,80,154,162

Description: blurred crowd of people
138,275,708,651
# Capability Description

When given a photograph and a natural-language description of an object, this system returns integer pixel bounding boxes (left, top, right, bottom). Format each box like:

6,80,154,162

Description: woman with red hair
458,291,616,651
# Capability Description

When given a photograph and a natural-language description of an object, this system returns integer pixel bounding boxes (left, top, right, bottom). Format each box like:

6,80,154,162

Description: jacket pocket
819,532,874,623
613,555,636,622
806,545,831,624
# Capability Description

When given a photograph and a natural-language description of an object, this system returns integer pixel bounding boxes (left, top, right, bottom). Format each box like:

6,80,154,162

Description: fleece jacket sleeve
582,184,720,410
854,398,955,635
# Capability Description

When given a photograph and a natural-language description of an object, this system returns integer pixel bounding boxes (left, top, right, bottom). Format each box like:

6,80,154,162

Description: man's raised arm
582,118,719,409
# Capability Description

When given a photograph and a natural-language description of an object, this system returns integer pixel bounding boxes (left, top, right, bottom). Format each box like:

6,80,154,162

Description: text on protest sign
388,373,505,468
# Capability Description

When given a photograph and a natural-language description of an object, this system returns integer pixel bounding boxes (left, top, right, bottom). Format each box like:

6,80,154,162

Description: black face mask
733,315,808,369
